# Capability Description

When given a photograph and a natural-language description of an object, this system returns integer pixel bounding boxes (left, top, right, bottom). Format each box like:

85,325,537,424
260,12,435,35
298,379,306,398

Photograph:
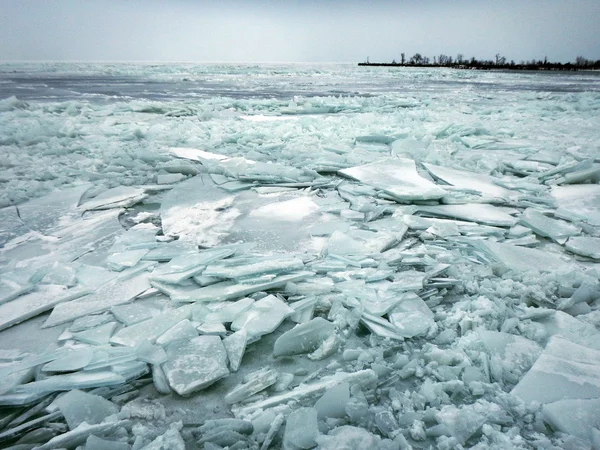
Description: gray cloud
1,0,598,62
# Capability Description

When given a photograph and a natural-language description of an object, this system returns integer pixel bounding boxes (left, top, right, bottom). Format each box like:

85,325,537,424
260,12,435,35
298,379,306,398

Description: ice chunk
155,319,198,346
140,421,185,450
34,420,131,450
171,147,229,162
85,435,130,450
314,382,349,419
316,426,380,449
511,336,600,404
43,274,150,328
435,401,497,445
196,322,227,336
205,297,254,323
10,370,126,395
283,407,319,449
417,204,517,227
81,186,147,211
72,322,118,345
172,271,312,303
477,330,542,383
0,278,34,306
472,240,576,273
203,254,304,279
536,311,600,350
223,330,247,372
135,340,168,365
163,336,229,395
225,368,278,404
233,369,377,418
110,305,192,347
273,317,335,357
388,293,434,338
250,196,320,222
16,183,91,237
160,174,239,247
518,208,581,244
0,285,88,332
565,236,600,260
424,162,514,200
361,313,405,340
542,398,600,443
231,294,294,340
70,312,113,332
55,389,119,430
157,173,186,184
42,348,94,372
0,205,28,246
339,158,447,201
551,184,600,226
106,249,149,271
111,303,155,326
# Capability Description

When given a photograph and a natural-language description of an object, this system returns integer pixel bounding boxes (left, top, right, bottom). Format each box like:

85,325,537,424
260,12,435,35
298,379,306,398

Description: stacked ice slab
0,144,600,449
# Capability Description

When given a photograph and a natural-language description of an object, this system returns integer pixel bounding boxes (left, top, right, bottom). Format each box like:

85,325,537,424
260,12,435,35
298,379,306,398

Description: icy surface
1,62,599,448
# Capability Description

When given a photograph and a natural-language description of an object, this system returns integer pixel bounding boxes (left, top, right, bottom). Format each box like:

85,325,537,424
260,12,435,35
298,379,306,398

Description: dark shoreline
357,62,590,71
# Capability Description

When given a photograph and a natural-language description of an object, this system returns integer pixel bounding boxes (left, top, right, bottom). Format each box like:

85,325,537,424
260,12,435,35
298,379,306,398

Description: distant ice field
1,62,599,208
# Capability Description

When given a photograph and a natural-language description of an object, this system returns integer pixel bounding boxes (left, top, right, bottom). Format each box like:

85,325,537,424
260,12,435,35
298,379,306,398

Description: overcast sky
1,0,599,63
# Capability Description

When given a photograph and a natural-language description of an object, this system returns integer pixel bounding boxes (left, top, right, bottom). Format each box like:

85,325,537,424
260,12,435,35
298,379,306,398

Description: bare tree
401,53,405,64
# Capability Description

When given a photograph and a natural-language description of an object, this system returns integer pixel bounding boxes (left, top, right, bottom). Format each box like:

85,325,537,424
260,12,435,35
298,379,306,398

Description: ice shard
54,389,119,430
518,208,581,244
417,204,517,227
511,336,600,404
339,158,447,201
231,294,295,340
273,317,335,357
162,335,229,395
423,163,514,201
43,274,150,328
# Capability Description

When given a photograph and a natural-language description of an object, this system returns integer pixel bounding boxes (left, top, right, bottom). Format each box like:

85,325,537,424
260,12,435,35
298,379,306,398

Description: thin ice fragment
565,236,600,260
223,330,247,372
518,208,581,244
273,317,335,357
155,319,198,345
417,204,517,227
231,294,294,340
163,336,229,395
55,389,119,430
110,305,192,347
283,407,319,449
0,285,88,332
224,368,278,404
339,158,446,201
72,322,117,345
41,348,94,372
43,274,150,328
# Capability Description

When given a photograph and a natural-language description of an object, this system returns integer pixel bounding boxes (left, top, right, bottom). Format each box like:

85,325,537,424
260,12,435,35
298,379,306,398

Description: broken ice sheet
388,293,434,338
231,294,294,340
110,305,192,347
163,335,229,395
423,162,515,201
0,285,88,332
111,303,155,326
565,236,600,260
283,407,319,449
417,203,518,227
518,208,581,244
203,254,304,279
223,330,247,372
54,389,119,430
511,336,600,404
43,273,150,328
225,368,278,404
41,347,94,372
80,185,147,211
169,271,312,303
71,322,118,345
551,184,600,226
273,317,335,357
471,239,577,274
155,319,198,346
10,370,126,395
339,157,447,201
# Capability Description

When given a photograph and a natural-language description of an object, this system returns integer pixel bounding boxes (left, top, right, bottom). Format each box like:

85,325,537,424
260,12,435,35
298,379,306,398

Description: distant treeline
359,54,600,71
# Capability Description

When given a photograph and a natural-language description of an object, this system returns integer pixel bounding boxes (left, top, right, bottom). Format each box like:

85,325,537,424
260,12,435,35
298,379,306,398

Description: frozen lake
1,63,600,448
